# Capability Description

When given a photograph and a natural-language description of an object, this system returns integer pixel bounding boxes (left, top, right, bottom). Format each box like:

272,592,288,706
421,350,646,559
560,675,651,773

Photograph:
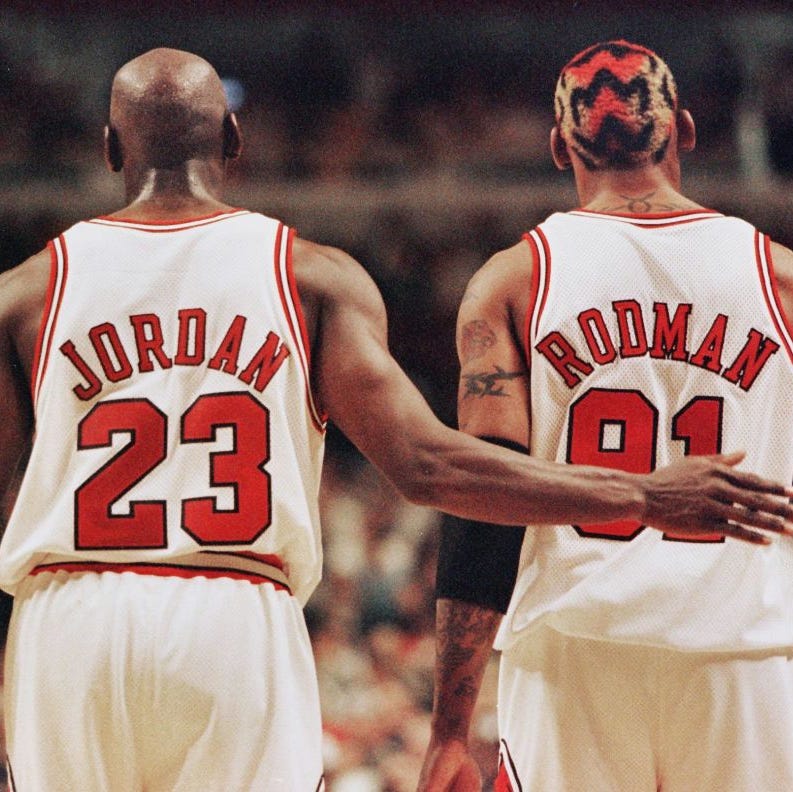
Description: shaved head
109,48,232,169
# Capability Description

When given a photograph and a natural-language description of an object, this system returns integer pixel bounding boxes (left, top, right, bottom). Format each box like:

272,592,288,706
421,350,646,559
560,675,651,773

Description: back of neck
576,163,702,215
111,161,233,221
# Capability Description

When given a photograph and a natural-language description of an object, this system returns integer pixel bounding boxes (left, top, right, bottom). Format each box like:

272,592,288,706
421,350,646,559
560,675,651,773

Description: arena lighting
221,77,245,111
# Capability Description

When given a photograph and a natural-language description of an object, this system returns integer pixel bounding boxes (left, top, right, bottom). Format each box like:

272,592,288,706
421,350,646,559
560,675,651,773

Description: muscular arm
0,251,49,527
419,245,530,791
296,237,793,536
296,238,642,525
415,598,502,792
770,240,793,331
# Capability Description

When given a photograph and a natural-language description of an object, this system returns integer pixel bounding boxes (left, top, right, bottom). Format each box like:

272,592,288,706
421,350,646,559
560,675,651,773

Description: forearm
402,427,644,527
430,597,502,741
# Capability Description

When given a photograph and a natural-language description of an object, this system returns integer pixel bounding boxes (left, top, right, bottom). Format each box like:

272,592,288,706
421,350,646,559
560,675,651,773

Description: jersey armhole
756,231,793,364
30,236,68,408
274,224,327,431
521,227,551,358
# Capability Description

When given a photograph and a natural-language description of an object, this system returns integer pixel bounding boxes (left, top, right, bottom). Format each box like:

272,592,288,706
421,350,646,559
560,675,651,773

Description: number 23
74,392,271,549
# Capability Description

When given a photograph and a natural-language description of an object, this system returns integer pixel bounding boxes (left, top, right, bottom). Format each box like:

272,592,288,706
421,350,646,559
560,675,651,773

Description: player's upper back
36,209,319,411
1,209,326,602
497,208,793,652
526,209,793,421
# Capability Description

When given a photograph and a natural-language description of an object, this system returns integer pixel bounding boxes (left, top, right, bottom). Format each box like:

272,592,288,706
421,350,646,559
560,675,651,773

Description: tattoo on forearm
440,644,475,674
434,605,501,736
438,605,500,675
454,674,478,699
460,320,496,363
462,365,526,398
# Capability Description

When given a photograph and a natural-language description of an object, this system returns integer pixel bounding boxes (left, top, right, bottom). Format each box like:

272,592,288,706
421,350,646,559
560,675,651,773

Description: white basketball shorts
497,626,793,792
4,568,325,791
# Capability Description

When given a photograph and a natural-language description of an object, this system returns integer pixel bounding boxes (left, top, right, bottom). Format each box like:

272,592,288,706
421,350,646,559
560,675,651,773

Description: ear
676,109,696,153
550,126,571,170
104,125,123,172
223,113,242,160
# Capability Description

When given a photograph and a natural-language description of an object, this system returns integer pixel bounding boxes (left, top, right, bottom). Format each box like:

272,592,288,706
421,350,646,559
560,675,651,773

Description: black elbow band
436,516,525,613
435,435,528,614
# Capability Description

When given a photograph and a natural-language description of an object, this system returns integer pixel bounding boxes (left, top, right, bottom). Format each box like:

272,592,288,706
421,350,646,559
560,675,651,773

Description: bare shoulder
0,249,51,346
0,249,50,310
0,249,52,383
292,237,373,287
769,240,793,321
466,240,533,290
292,236,355,272
459,239,534,326
770,240,793,283
291,236,385,322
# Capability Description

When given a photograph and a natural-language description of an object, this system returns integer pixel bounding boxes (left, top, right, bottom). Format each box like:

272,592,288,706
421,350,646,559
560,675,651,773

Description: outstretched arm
296,237,793,537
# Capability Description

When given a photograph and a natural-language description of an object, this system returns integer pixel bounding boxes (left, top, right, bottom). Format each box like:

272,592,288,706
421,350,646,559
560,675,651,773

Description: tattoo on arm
462,365,527,398
460,320,496,364
454,674,478,699
436,604,501,725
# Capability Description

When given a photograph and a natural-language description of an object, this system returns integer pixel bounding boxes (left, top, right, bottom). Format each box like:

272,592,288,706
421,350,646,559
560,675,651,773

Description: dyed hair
554,40,678,171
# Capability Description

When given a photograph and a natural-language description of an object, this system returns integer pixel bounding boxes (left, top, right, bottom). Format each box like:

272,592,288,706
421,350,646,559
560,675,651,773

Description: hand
640,451,793,544
417,738,482,792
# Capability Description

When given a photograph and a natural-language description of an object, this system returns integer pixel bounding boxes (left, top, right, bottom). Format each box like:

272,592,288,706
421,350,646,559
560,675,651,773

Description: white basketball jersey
0,210,326,604
497,209,793,652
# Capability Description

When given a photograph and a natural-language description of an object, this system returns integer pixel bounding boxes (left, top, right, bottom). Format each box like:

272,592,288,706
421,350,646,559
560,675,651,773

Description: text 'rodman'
536,300,779,391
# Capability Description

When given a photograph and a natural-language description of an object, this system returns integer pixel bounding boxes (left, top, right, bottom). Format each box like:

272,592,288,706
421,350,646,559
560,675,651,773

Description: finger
719,488,793,526
719,523,772,545
708,508,774,544
718,503,792,536
716,467,793,498
708,450,746,467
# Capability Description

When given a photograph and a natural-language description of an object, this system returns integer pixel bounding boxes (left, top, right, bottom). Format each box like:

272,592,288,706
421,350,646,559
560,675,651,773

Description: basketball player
419,40,793,792
0,48,791,792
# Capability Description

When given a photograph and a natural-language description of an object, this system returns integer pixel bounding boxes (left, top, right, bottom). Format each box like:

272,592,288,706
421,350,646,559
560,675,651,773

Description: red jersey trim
29,241,58,401
210,550,285,570
286,228,328,424
274,225,326,432
31,237,68,408
523,228,551,352
496,739,522,792
521,232,541,357
30,559,291,592
534,227,552,329
756,231,793,364
88,209,250,232
568,208,723,228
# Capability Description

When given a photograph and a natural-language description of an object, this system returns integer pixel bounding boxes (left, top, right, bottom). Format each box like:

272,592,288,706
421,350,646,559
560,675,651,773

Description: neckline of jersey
569,208,723,221
90,208,249,227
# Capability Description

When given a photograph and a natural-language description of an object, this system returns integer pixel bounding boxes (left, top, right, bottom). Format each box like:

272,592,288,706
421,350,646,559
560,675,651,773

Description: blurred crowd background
2,1,793,789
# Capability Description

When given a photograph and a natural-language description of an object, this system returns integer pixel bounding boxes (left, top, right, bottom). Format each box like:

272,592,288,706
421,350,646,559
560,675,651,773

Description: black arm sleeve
435,436,529,614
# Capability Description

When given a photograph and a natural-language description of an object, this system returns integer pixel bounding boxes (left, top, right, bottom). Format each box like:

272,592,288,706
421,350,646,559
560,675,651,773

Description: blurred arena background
2,1,793,789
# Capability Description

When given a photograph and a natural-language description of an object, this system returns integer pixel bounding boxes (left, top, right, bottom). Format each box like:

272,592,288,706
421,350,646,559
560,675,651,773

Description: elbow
396,476,436,508
389,451,452,508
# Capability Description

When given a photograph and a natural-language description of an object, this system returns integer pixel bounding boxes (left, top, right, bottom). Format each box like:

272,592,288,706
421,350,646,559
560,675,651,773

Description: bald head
108,48,237,170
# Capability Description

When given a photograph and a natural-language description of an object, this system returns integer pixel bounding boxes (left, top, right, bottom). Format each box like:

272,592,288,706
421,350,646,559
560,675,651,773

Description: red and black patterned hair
555,40,678,171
